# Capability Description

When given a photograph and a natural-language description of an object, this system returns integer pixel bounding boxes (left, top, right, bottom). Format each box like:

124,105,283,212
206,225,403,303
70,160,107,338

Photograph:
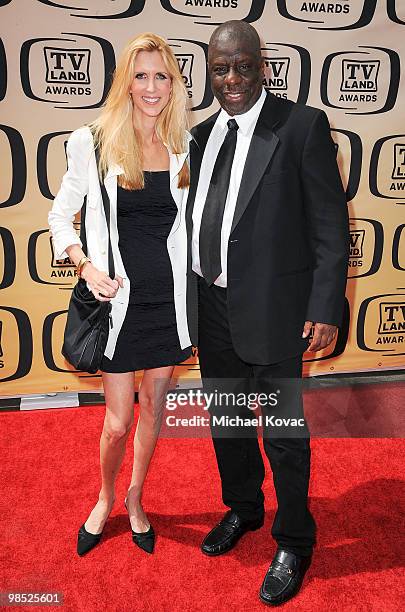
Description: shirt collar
217,88,267,136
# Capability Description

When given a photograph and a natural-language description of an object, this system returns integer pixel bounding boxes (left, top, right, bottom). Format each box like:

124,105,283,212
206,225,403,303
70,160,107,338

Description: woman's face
129,50,172,119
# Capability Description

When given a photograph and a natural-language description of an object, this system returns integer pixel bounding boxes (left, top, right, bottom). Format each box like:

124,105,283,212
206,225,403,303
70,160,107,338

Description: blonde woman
48,33,193,556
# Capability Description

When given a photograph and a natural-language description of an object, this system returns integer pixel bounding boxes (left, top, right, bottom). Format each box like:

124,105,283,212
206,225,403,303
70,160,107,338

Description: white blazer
48,125,192,360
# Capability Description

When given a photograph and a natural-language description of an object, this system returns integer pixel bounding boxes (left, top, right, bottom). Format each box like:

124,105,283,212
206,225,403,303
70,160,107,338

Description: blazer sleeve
48,126,93,260
300,110,350,327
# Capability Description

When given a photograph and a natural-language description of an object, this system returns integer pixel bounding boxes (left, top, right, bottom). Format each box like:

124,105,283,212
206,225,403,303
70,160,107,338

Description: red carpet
1,403,404,611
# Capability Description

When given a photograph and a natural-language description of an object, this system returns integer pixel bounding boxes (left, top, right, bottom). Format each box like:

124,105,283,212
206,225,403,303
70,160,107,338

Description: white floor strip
20,393,79,410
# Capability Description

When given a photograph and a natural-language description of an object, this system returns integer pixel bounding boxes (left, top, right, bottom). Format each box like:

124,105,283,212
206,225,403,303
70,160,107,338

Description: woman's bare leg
84,371,135,534
126,365,174,532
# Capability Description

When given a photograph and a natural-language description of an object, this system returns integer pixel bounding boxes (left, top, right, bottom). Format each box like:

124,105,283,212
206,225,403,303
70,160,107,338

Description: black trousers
198,277,316,557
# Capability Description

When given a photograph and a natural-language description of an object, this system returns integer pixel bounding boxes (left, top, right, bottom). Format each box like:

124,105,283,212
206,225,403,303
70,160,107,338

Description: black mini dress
100,170,191,373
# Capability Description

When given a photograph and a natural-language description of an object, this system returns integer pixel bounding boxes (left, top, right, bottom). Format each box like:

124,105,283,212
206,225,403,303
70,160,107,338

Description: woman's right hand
81,263,123,302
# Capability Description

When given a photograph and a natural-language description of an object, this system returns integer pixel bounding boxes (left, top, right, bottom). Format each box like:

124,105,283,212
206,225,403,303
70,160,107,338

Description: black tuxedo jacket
186,92,350,365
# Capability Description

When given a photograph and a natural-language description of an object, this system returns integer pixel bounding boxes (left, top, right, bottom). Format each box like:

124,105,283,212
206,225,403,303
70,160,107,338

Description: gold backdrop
1,0,404,395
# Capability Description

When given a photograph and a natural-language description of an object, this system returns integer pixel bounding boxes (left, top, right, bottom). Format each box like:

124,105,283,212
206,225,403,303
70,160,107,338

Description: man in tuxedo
185,20,349,605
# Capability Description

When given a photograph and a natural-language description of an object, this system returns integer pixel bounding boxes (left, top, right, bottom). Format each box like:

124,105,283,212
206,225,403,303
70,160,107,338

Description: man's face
208,37,264,116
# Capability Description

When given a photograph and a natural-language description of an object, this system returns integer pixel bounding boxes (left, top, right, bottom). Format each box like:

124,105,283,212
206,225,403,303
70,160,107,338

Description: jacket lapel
187,94,290,237
230,93,285,233
103,163,123,205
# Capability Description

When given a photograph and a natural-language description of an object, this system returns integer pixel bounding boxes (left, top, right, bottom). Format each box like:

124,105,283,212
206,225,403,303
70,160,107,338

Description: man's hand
302,321,337,352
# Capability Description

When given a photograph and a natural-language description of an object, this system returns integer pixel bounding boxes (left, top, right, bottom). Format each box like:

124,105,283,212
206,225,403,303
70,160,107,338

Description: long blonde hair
89,33,190,189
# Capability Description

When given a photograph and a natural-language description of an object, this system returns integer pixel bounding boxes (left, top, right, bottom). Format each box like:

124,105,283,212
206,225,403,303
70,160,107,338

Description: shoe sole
259,590,298,607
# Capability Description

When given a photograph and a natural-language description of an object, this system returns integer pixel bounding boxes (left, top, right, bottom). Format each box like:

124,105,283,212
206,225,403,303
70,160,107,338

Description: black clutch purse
62,142,115,374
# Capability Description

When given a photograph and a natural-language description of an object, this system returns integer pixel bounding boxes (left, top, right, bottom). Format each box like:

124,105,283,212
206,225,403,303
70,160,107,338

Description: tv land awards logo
331,129,362,202
261,44,311,104
357,294,405,356
44,47,91,93
0,125,26,208
378,303,405,335
340,58,379,95
392,144,405,181
28,227,80,287
276,0,377,30
369,135,405,201
170,39,213,111
349,229,365,261
161,0,265,25
348,218,383,279
175,54,194,92
0,307,33,382
320,47,400,114
20,33,115,109
265,57,290,92
36,0,145,19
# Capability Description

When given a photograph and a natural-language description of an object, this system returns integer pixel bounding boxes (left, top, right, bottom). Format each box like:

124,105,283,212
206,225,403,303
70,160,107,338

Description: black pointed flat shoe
131,524,155,554
77,523,103,556
124,499,155,554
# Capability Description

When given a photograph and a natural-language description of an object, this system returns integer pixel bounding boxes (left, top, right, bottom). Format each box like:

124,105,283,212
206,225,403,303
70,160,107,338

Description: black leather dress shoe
201,510,264,556
259,549,312,606
77,523,103,556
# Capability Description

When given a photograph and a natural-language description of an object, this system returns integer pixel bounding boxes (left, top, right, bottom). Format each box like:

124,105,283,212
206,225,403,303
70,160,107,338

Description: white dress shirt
192,88,267,287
